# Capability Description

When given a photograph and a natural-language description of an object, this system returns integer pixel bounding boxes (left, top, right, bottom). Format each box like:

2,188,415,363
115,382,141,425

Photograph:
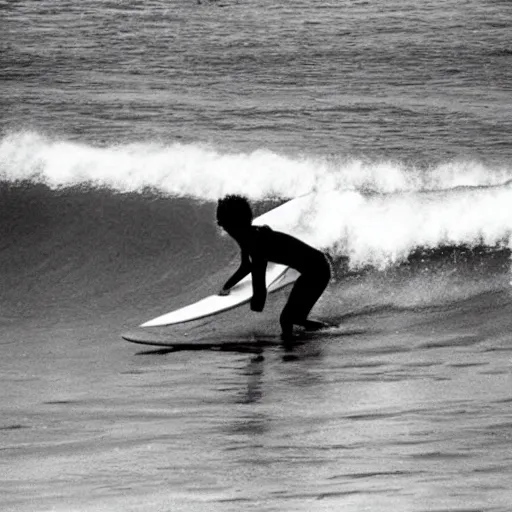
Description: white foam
285,187,512,269
1,131,511,198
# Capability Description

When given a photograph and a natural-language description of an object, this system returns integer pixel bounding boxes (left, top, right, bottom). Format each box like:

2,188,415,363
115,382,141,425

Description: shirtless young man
216,195,331,340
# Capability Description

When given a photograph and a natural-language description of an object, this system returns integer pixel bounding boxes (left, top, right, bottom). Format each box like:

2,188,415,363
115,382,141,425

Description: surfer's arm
219,249,252,294
250,256,267,312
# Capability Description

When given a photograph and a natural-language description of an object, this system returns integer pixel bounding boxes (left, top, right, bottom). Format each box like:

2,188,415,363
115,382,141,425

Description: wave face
0,182,232,324
1,132,512,325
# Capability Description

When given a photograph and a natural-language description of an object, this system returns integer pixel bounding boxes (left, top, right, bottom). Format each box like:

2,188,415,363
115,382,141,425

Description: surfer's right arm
218,249,251,295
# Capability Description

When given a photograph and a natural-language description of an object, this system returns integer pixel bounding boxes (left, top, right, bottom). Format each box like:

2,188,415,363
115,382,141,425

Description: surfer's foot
299,319,328,331
281,331,303,347
280,329,294,342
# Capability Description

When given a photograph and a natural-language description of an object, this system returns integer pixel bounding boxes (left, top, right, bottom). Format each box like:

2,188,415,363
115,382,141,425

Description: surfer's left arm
250,256,267,312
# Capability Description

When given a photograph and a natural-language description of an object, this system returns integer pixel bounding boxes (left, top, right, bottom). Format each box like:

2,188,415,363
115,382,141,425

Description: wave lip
1,131,512,199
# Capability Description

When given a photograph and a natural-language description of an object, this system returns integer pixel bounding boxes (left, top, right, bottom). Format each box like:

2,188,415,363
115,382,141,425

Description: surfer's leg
299,261,331,327
280,276,303,339
280,277,320,338
280,256,331,337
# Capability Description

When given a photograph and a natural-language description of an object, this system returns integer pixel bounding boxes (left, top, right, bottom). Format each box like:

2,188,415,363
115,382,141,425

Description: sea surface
2,0,512,511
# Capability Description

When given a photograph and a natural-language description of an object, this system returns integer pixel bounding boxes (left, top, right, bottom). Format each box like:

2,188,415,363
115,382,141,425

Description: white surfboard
141,265,300,327
139,193,318,328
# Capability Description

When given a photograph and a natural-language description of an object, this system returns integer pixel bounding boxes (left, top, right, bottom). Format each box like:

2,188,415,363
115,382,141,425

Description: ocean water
2,0,512,511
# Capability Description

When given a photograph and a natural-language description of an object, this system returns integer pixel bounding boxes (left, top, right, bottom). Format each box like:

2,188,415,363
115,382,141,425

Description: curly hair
216,195,253,228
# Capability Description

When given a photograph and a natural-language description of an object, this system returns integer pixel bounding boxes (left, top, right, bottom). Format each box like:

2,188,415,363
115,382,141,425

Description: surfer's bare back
216,195,331,340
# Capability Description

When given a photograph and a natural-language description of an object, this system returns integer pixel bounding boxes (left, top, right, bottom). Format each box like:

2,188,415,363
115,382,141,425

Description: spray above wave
289,186,512,269
1,131,512,199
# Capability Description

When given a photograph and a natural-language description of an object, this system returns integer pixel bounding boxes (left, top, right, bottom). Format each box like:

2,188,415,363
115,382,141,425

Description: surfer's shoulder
246,225,273,251
253,224,273,236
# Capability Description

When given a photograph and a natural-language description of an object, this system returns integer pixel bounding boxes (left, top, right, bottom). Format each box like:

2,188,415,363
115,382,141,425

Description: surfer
216,195,331,340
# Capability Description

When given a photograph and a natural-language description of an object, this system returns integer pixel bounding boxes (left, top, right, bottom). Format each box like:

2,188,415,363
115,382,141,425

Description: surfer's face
217,220,248,240
217,221,230,237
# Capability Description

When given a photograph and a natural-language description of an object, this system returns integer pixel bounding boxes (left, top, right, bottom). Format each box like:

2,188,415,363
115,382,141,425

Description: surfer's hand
250,295,265,312
218,288,231,296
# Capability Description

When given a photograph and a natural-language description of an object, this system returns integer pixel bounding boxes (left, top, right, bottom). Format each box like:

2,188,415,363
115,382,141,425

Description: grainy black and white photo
2,0,512,510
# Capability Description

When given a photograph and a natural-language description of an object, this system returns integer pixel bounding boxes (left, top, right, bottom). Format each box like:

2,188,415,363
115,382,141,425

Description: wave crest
1,131,511,199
